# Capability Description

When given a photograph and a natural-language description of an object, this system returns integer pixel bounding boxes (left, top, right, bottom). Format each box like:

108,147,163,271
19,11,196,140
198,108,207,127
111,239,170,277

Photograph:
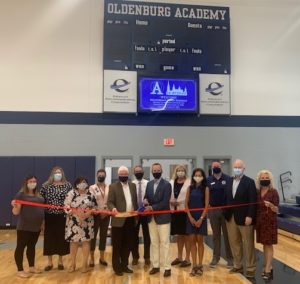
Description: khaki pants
226,216,256,274
148,219,171,271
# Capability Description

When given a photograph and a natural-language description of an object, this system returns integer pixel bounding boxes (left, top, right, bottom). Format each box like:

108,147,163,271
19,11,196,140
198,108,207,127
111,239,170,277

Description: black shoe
89,263,95,268
179,260,191,268
149,267,160,275
122,267,133,273
229,267,243,274
262,271,273,281
44,265,53,271
100,259,108,266
171,258,182,266
58,264,64,270
164,269,171,277
132,258,139,265
115,271,123,276
144,258,151,266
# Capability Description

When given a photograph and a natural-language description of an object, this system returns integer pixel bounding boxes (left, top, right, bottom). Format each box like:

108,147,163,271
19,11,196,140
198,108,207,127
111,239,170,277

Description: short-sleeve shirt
207,173,230,207
15,192,45,232
40,182,72,214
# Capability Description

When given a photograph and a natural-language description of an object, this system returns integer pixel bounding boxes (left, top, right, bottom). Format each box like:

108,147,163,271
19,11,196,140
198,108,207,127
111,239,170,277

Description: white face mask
53,173,62,182
176,171,185,178
27,182,37,190
193,176,203,184
77,183,87,190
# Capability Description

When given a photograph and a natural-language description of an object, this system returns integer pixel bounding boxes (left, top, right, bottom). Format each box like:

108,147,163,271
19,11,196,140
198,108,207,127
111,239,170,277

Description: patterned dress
256,189,279,245
65,189,97,242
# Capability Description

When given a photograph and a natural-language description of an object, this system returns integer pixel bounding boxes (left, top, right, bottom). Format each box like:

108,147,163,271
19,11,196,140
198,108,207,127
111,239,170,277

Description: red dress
256,189,279,245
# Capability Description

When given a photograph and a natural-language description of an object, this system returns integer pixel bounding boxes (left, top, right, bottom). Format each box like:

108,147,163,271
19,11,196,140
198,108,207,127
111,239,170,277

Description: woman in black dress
40,166,72,271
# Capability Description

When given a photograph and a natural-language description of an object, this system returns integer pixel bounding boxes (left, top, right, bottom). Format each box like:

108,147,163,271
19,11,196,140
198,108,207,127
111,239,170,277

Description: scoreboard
103,0,231,114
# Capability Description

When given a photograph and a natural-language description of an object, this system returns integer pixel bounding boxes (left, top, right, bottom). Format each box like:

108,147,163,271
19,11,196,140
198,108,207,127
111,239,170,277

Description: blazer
224,175,257,226
144,178,172,225
107,181,138,227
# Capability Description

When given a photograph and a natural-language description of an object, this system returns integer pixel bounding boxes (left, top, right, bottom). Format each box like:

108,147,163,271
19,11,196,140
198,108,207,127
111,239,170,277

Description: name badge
210,182,215,185
222,180,226,185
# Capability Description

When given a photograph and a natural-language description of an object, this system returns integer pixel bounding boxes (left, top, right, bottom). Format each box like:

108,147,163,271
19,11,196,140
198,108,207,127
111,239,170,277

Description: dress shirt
232,175,243,198
122,182,133,212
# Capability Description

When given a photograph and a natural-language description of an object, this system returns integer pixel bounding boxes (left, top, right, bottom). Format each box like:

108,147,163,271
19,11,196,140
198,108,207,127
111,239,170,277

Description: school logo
205,82,224,96
110,79,130,93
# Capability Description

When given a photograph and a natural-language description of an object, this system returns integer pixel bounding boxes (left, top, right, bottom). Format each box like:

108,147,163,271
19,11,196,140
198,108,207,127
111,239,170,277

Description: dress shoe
149,267,160,275
115,271,123,276
132,258,139,265
144,258,151,266
229,267,243,274
171,258,182,266
164,269,171,277
44,265,53,271
122,267,133,273
100,259,108,266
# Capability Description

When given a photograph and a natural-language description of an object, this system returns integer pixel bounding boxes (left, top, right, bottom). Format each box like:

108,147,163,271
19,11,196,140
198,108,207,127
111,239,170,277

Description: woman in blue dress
185,168,209,276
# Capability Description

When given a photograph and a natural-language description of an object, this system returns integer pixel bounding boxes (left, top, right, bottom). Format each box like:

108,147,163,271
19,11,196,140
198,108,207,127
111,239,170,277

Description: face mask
97,176,105,183
176,171,185,178
213,167,221,174
53,173,62,182
77,183,87,190
134,172,144,180
193,176,203,183
27,182,37,190
119,176,128,183
260,179,271,187
233,168,243,176
152,172,162,179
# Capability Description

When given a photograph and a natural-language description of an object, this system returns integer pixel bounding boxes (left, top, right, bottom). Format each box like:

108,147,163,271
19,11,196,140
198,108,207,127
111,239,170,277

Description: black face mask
119,176,128,183
135,172,144,180
260,179,271,187
213,167,222,174
97,176,105,183
152,172,162,179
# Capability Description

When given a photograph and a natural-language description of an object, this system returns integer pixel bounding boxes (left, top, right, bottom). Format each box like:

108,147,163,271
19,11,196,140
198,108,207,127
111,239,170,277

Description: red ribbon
14,199,262,216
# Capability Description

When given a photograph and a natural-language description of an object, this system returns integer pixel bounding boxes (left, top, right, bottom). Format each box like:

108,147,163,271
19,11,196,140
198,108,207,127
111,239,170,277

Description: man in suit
224,159,257,281
131,165,150,266
144,163,172,277
107,166,138,276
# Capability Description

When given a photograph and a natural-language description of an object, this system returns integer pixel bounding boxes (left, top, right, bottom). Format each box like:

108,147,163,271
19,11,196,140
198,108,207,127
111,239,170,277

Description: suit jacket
107,181,138,227
144,178,172,225
224,175,257,225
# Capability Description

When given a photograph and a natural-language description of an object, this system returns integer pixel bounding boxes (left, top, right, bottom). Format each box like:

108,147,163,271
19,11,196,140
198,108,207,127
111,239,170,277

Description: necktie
138,181,143,207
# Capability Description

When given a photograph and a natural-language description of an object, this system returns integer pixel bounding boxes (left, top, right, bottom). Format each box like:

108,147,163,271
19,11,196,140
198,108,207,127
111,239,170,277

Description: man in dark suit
144,163,172,277
224,159,257,281
107,166,138,276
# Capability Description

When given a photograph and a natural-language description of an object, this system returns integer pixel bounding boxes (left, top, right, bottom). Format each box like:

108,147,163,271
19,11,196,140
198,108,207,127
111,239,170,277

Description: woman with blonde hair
170,165,191,267
255,170,279,281
11,175,44,278
40,166,72,271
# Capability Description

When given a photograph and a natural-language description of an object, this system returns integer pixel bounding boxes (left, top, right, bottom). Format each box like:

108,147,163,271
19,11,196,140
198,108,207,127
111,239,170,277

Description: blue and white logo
205,82,224,96
110,79,130,92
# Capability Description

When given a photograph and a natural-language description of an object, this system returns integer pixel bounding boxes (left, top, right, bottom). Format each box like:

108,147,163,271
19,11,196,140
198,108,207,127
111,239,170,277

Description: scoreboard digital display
104,0,230,75
103,0,231,114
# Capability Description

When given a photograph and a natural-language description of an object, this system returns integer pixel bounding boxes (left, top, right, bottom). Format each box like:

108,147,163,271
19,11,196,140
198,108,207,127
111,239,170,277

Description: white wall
0,0,300,115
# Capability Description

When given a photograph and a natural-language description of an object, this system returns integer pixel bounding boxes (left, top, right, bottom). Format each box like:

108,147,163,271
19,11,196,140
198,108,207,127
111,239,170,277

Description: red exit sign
163,138,175,146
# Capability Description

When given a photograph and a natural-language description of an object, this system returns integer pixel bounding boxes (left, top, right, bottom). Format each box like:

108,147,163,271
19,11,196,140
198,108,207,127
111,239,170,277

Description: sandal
189,266,198,276
68,265,76,273
196,265,203,276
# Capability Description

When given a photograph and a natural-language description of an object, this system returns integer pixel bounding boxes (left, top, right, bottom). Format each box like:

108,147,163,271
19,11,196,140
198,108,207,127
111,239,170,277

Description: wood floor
0,229,299,284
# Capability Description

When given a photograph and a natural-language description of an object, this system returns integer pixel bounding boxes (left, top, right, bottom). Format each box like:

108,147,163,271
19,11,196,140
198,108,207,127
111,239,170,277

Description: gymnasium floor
0,229,299,284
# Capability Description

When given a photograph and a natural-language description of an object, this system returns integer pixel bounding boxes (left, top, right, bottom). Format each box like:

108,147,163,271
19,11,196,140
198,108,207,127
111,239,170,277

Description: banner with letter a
199,74,231,115
103,70,137,113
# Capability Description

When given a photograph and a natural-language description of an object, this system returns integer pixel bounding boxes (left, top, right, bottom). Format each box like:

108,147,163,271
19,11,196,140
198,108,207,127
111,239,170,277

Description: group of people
11,159,279,282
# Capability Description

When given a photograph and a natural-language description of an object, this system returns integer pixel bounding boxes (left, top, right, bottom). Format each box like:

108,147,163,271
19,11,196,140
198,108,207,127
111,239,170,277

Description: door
203,157,232,177
102,156,133,184
141,157,196,181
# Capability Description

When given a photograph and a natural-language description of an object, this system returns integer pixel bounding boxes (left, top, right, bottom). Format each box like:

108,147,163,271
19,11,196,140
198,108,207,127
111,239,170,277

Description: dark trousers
111,217,135,273
91,214,110,251
14,230,40,271
208,208,233,261
131,216,150,260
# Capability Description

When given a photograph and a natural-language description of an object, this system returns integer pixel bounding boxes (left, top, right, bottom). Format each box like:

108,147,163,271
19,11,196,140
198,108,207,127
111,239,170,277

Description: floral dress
64,189,97,242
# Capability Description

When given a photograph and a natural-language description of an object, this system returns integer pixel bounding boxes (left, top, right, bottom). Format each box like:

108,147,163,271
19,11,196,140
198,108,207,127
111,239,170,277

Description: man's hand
144,206,153,212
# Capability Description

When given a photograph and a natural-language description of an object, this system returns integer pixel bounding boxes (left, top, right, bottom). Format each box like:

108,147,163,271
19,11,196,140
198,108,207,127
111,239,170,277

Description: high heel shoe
68,265,76,273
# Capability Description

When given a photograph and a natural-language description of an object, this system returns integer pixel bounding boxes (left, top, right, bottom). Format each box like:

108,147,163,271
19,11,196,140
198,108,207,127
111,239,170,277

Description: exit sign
163,138,175,146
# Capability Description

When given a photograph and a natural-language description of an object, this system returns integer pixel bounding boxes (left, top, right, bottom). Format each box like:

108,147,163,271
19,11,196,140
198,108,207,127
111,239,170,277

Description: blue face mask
233,168,243,176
